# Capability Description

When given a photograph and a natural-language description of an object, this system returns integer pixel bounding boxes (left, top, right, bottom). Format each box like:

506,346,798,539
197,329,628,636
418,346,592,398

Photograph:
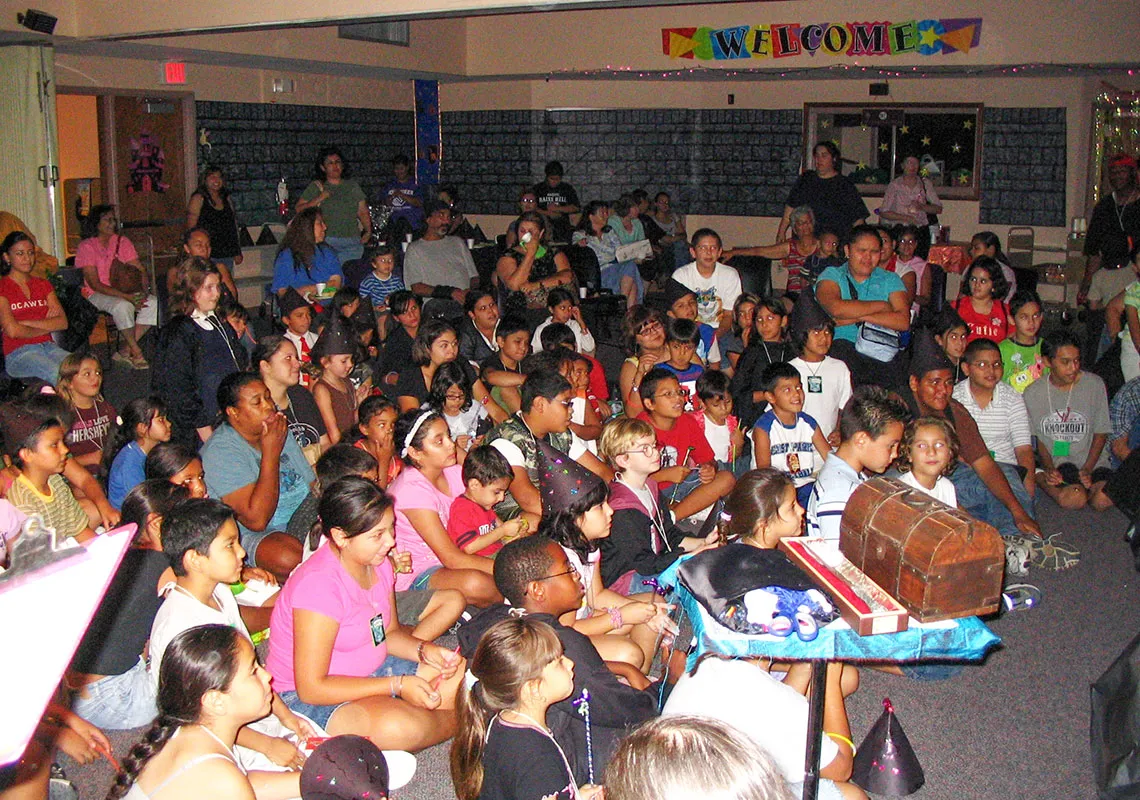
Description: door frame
57,86,197,216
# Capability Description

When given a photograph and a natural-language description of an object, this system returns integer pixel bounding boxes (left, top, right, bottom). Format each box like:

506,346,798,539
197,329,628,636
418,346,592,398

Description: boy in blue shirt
663,278,720,367
357,245,405,327
658,317,705,412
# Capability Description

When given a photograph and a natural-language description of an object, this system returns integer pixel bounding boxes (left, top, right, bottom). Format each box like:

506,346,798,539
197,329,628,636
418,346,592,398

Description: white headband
400,411,434,458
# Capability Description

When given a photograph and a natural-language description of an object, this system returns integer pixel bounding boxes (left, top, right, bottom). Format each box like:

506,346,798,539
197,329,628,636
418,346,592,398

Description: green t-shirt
300,179,366,239
999,337,1047,394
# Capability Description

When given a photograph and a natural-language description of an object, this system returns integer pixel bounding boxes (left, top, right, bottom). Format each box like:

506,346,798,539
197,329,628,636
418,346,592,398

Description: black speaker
17,8,56,34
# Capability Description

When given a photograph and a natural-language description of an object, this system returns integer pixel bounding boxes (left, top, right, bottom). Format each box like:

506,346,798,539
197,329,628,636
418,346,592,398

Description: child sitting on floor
457,536,660,787
1000,289,1047,394
690,370,750,477
105,396,172,510
279,287,318,385
451,616,603,800
658,317,705,412
787,291,852,447
807,385,910,542
481,315,531,414
447,445,528,557
752,362,831,509
598,418,720,592
637,368,736,523
892,416,959,506
533,287,597,357
0,400,95,542
534,438,674,673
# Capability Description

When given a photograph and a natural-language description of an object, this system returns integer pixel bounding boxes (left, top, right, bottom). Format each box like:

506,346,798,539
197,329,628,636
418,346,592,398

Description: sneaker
1001,583,1041,612
1004,537,1032,577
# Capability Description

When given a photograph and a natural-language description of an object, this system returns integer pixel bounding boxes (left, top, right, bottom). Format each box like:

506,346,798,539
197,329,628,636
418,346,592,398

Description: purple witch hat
300,735,388,800
534,438,605,517
851,697,925,796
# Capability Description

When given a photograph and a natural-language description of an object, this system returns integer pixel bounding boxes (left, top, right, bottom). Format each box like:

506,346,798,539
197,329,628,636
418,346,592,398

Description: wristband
417,641,427,663
605,606,623,630
390,675,402,698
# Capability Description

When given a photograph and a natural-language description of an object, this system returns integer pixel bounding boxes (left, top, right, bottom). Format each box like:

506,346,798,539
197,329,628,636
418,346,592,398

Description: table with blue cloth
656,557,1000,800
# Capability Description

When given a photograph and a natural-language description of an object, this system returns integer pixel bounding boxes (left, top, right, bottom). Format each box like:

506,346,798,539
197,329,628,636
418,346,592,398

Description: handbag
108,235,143,295
845,275,902,362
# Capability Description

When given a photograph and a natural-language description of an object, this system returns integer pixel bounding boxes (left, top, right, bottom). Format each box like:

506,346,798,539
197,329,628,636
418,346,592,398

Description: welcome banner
662,19,982,60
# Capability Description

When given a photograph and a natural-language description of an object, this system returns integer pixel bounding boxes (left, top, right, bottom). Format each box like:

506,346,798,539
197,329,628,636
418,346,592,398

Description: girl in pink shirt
267,476,463,751
387,410,501,606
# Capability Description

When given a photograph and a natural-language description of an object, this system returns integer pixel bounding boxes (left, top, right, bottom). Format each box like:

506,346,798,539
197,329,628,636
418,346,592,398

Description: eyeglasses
535,565,579,582
694,244,720,252
621,443,661,457
558,399,574,410
637,321,664,335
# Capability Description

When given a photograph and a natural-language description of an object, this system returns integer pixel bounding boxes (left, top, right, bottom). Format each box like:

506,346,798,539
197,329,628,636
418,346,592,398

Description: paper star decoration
900,125,909,134
963,120,973,129
856,161,867,170
879,143,889,152
921,136,931,146
951,143,962,153
920,167,930,177
958,173,970,184
919,26,940,48
820,119,831,128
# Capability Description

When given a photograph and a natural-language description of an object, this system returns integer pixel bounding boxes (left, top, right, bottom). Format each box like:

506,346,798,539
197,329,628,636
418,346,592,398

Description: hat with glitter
300,735,389,800
312,313,357,360
278,287,311,317
535,437,605,516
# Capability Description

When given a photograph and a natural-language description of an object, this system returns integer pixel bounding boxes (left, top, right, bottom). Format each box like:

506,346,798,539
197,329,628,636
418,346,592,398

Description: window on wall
804,103,983,200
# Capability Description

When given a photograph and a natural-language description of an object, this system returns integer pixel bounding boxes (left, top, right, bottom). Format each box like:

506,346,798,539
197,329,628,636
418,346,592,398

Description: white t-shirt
532,316,596,355
560,545,602,620
664,657,838,785
1088,265,1136,308
897,470,957,507
492,430,589,465
673,262,743,327
442,403,488,440
789,356,852,440
703,415,731,463
149,583,249,686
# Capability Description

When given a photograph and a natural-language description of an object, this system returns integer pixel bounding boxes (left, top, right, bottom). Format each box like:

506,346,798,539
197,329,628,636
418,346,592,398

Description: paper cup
466,238,475,249
579,287,588,299
315,282,326,295
405,233,413,242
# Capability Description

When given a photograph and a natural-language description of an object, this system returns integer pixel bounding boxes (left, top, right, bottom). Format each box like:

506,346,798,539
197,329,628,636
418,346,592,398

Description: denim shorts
660,470,703,507
279,656,419,729
409,563,442,591
241,528,276,569
70,656,157,730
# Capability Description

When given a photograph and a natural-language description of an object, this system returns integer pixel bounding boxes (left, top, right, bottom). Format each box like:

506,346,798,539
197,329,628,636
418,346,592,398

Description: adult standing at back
185,167,243,271
1079,153,1140,305
877,155,942,256
295,146,371,265
814,224,910,392
533,161,581,244
778,142,868,243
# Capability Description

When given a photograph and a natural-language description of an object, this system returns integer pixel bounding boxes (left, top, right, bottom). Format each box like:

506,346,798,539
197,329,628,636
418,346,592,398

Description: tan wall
54,53,413,108
55,94,99,183
466,0,1140,75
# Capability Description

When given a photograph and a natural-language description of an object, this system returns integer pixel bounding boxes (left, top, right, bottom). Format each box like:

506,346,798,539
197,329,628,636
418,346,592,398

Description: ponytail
448,617,563,800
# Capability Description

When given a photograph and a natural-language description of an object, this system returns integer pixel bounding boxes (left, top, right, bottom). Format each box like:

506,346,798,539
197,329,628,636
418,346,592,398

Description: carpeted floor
59,339,1137,800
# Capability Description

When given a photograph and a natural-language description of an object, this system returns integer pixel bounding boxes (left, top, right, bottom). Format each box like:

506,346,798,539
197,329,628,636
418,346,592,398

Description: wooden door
97,92,196,272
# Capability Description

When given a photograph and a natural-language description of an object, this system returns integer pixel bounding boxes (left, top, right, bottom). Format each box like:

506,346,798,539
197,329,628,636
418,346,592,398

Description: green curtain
0,45,63,259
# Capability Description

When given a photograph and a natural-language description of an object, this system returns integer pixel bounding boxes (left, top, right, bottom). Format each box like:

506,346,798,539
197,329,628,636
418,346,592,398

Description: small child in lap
448,445,528,557
657,317,705,412
690,369,750,477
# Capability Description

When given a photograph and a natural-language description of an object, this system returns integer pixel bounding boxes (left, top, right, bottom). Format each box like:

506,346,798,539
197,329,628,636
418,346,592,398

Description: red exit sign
162,62,186,85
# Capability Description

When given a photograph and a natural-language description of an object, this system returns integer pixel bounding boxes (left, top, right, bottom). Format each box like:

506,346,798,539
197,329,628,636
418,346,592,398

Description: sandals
1001,583,1041,613
1026,534,1081,571
112,351,149,370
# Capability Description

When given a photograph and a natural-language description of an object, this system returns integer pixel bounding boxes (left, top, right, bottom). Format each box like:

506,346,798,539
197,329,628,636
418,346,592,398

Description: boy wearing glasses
672,228,742,333
599,418,721,591
636,368,736,524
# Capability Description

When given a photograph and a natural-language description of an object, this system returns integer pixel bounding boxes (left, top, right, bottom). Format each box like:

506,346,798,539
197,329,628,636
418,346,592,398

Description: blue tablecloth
657,557,1001,668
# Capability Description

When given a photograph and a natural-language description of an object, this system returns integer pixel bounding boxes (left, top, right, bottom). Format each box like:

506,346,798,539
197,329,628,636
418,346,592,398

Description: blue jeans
279,656,419,728
326,236,364,265
70,657,157,730
600,260,645,303
4,340,70,383
950,461,1035,538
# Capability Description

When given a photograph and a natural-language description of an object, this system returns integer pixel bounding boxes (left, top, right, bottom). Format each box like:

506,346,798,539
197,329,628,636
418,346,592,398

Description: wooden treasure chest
839,477,1004,622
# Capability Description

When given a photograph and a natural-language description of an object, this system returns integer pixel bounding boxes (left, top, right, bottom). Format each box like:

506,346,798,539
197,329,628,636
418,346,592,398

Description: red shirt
0,276,54,355
446,494,503,557
637,410,714,488
584,353,609,401
953,296,1011,344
